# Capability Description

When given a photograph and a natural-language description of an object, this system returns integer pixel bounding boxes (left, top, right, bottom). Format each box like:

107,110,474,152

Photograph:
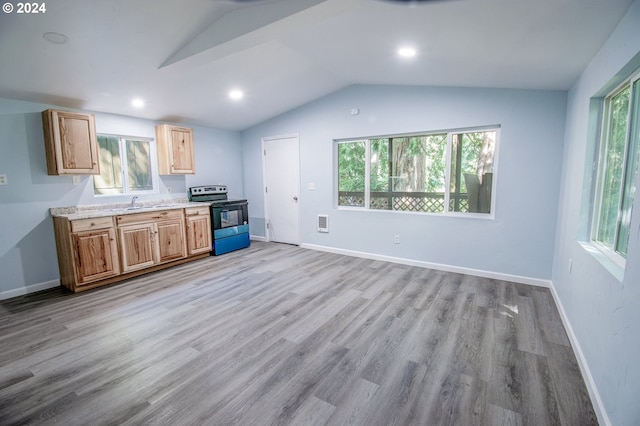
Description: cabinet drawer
185,207,210,217
71,217,114,233
116,209,184,225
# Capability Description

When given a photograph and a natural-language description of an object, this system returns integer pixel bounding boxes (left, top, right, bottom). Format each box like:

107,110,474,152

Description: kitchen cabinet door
72,228,120,284
185,209,212,256
157,219,187,263
42,109,99,175
118,223,158,272
156,124,195,174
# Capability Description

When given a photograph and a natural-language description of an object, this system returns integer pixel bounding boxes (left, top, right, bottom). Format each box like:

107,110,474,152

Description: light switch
307,182,315,190
72,176,81,185
0,174,7,185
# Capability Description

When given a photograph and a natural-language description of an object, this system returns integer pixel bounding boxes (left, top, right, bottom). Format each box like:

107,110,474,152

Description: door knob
293,196,298,201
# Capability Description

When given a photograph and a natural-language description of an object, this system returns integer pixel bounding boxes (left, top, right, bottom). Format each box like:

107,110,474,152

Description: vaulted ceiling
0,0,633,130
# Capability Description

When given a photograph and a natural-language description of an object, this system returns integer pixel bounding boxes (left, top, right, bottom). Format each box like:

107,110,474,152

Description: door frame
261,133,301,243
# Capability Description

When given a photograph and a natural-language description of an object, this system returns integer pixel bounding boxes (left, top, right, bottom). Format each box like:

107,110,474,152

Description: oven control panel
189,185,227,195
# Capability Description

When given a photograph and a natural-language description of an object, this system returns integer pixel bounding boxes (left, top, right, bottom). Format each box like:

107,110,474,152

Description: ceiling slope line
159,0,329,68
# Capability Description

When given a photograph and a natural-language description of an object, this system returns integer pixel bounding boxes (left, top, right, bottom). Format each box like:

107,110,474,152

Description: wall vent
317,214,329,233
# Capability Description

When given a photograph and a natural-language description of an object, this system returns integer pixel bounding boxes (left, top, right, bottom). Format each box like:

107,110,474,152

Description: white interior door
263,135,300,244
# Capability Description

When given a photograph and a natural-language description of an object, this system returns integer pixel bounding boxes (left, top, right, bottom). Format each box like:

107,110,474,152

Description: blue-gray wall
552,1,640,425
0,97,243,298
241,85,567,281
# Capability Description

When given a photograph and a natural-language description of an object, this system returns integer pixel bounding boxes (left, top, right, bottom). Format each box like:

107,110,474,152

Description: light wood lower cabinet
118,222,158,272
116,210,187,273
53,206,210,293
53,216,120,291
185,207,212,256
73,228,120,283
158,219,187,262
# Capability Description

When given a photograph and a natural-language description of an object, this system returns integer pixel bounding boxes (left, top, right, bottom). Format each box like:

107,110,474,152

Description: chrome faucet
130,196,138,208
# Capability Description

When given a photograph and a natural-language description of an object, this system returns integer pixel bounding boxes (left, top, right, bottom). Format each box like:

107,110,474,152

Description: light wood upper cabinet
185,207,212,256
155,124,195,174
53,216,120,291
42,109,99,175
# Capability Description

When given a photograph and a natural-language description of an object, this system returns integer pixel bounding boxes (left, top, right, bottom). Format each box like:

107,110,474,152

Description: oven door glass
212,201,248,231
220,209,242,228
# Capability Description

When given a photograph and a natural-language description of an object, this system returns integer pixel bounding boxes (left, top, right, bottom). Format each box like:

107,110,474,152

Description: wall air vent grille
317,214,329,233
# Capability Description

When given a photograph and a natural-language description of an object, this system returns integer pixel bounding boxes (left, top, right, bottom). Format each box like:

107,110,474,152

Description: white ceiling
0,0,633,131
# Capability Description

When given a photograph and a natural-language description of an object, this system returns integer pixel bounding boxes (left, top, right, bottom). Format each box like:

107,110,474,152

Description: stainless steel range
188,185,250,255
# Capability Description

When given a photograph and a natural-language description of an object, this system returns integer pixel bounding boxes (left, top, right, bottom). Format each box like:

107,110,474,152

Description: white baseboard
250,235,268,242
548,282,611,426
300,243,551,288
0,279,60,301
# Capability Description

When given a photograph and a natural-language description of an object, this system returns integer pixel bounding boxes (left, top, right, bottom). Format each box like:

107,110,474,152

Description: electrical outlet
394,235,400,244
307,182,315,190
0,174,7,185
72,176,81,185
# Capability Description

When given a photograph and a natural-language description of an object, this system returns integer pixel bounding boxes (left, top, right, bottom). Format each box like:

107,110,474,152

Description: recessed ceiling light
42,32,69,45
229,90,244,100
398,47,417,58
131,98,145,108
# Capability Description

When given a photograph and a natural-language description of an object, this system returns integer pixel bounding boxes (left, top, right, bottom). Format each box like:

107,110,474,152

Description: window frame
335,126,500,219
93,134,159,197
591,70,640,268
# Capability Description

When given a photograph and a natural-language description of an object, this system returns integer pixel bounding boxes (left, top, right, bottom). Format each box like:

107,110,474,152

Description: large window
337,127,498,215
592,72,640,262
93,135,158,195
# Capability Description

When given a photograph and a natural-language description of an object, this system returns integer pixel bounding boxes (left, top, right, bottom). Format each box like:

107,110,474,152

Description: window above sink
93,134,159,196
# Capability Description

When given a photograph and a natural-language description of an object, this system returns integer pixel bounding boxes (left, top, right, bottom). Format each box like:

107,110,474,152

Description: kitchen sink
152,203,184,208
99,204,184,214
101,206,142,213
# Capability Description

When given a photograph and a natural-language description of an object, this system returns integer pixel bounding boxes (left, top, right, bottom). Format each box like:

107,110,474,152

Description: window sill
336,206,495,220
578,241,624,282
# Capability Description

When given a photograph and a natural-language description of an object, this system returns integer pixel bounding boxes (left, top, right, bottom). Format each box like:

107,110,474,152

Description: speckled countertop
50,198,211,220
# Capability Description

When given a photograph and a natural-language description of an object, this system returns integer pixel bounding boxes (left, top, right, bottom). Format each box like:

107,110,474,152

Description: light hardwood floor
0,242,597,425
